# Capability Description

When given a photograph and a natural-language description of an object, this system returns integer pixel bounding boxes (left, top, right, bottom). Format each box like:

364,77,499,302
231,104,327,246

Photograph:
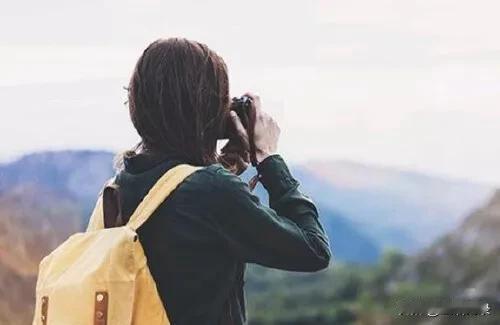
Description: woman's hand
245,93,280,163
219,129,250,175
218,109,251,175
220,93,280,172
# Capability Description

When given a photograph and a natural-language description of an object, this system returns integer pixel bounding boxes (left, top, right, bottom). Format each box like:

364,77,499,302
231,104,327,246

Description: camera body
219,95,259,168
220,95,253,139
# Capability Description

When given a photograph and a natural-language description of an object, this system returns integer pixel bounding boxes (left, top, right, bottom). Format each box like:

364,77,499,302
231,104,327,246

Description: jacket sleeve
210,155,331,272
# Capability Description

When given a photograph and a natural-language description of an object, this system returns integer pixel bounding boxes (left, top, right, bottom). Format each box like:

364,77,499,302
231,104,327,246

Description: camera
219,95,259,167
220,95,253,139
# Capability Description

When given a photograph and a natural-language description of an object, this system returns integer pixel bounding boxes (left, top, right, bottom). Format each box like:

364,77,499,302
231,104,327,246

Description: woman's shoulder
191,163,238,181
172,164,251,214
187,164,248,193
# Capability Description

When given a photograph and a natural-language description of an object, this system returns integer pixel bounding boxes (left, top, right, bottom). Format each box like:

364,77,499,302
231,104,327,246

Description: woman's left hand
218,111,251,175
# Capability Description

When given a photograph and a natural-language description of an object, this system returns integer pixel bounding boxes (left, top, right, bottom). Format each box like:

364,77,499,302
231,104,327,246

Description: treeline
245,251,500,325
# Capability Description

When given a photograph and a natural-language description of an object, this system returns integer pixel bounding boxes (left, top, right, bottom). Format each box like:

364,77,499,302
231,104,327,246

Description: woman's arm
210,155,331,272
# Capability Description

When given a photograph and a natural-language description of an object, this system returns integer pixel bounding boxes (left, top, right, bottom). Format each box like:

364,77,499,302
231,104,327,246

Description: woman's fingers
229,111,250,147
218,149,249,175
241,93,279,163
243,92,262,115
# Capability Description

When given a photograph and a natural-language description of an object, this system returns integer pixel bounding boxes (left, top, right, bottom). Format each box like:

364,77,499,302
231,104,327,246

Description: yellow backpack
33,164,200,325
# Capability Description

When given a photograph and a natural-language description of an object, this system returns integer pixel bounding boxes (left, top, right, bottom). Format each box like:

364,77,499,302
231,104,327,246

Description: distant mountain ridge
0,150,492,256
0,150,381,263
0,150,114,205
298,160,492,252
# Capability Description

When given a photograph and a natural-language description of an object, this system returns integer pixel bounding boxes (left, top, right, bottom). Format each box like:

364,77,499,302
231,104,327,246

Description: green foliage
245,250,499,325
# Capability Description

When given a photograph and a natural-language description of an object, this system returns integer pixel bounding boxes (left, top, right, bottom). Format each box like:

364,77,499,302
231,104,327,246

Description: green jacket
114,153,331,325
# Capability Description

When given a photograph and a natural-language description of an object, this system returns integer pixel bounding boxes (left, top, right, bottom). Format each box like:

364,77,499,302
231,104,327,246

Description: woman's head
128,38,229,165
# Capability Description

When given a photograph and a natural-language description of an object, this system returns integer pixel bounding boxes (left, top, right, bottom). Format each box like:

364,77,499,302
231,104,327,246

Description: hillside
0,185,81,325
404,189,500,299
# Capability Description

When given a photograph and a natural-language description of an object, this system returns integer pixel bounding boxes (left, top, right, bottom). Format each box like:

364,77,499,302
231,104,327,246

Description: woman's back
114,151,330,324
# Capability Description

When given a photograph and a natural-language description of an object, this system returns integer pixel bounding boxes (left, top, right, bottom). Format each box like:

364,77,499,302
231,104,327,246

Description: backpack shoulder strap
86,164,200,232
86,177,115,231
126,164,201,231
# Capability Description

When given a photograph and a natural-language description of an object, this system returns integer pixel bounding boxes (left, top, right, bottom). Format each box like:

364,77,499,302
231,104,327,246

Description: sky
1,0,500,185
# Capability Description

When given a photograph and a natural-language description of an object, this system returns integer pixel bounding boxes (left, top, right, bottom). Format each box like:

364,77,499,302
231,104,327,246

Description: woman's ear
102,184,124,228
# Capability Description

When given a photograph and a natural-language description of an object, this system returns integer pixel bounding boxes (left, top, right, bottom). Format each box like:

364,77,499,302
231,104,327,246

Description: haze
1,0,500,185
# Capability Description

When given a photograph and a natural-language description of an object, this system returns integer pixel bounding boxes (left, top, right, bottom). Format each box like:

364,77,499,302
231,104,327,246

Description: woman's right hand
230,93,281,164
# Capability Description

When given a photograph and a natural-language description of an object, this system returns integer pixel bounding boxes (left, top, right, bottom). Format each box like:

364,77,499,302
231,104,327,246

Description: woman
115,38,331,324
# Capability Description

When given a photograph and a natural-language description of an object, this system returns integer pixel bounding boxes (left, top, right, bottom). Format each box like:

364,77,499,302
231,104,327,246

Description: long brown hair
127,38,230,166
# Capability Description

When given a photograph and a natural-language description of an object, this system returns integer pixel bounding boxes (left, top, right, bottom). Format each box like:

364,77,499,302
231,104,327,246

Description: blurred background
1,0,500,324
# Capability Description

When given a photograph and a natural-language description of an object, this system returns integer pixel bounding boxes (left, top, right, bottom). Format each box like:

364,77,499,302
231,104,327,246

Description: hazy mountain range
0,149,495,323
296,161,493,252
0,150,492,259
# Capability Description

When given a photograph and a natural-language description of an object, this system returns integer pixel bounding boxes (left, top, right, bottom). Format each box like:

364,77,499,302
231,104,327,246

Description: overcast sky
1,0,500,184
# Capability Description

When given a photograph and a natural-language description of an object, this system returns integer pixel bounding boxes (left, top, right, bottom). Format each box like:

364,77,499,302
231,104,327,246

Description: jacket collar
123,151,184,174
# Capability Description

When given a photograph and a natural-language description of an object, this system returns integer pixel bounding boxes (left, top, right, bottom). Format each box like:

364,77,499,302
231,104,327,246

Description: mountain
0,150,115,223
403,189,500,299
296,161,492,252
0,150,492,257
0,150,377,323
0,185,82,325
0,150,114,203
244,170,381,264
315,207,379,263
2,151,382,263
0,150,494,323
